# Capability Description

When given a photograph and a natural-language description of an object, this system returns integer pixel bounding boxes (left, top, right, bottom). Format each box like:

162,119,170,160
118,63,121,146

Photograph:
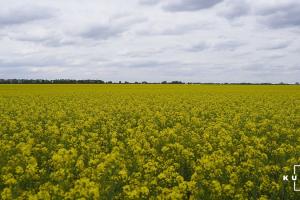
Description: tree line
0,79,298,85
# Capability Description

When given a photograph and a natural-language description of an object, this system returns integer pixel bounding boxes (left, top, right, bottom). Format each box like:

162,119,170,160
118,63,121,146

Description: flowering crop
0,84,299,199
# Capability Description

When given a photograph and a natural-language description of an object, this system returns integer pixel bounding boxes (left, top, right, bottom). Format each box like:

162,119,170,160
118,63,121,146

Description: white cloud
0,0,299,83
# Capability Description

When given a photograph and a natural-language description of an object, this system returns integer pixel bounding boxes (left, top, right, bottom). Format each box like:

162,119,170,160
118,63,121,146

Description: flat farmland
0,85,299,199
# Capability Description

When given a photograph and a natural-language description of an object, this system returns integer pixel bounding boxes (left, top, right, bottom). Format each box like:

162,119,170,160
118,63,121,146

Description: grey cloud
14,34,77,47
0,6,55,26
257,3,296,16
81,25,125,40
262,41,290,50
219,1,300,29
264,54,286,60
258,4,300,29
80,15,146,40
187,42,210,52
41,38,76,47
213,40,243,51
163,0,224,12
219,0,250,19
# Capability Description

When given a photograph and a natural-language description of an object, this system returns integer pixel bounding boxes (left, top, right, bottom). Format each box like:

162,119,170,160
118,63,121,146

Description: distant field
0,85,299,199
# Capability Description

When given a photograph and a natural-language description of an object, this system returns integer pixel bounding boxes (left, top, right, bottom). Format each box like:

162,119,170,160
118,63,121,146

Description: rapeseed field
0,84,299,199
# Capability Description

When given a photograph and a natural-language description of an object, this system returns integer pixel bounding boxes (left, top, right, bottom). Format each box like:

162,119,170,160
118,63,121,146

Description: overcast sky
0,0,299,83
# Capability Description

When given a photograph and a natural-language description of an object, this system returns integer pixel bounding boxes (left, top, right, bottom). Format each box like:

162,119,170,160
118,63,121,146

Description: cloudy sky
0,0,299,83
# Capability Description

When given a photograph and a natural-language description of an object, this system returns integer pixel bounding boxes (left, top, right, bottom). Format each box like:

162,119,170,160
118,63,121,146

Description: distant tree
170,81,184,84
